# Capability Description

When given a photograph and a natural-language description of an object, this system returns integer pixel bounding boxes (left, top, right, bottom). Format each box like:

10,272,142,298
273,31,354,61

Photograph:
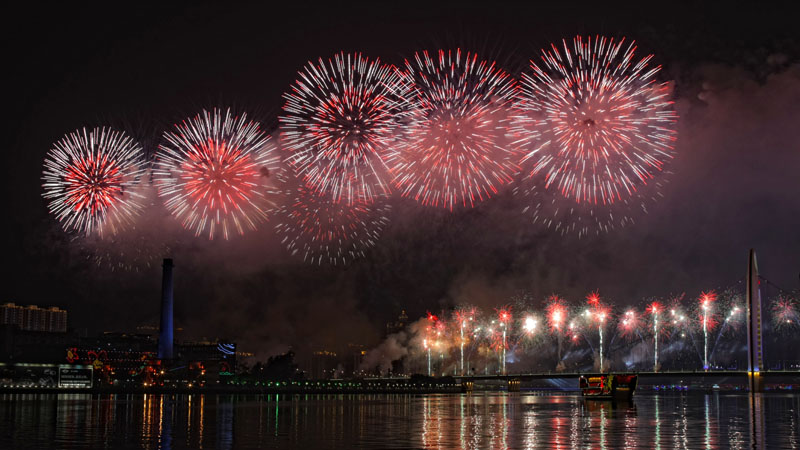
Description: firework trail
496,307,512,374
707,291,744,363
42,127,146,237
646,301,664,371
698,291,718,370
273,173,391,266
515,35,677,236
281,53,407,205
543,295,569,369
453,307,477,375
585,291,611,372
388,49,522,210
154,108,282,240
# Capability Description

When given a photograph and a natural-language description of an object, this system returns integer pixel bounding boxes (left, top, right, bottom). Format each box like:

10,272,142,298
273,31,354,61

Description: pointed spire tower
746,249,764,391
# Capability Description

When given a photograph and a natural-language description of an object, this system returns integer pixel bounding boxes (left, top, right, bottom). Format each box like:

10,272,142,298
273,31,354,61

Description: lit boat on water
579,374,638,400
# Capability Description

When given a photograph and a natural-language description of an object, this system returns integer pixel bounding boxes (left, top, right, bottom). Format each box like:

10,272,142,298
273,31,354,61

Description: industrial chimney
158,258,174,360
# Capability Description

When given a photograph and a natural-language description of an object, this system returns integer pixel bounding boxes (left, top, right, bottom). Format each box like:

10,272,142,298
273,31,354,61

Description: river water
0,392,798,449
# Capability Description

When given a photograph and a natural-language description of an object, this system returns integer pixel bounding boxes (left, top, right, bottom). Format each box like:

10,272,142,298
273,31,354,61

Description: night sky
5,3,800,360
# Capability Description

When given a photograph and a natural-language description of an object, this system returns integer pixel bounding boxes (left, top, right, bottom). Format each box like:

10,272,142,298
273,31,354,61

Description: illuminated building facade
1,303,67,332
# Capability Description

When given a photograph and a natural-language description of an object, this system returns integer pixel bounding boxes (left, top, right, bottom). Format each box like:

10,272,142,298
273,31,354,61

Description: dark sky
5,3,800,360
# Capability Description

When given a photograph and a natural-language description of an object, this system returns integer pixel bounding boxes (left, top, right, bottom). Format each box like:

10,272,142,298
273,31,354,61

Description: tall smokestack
158,258,174,360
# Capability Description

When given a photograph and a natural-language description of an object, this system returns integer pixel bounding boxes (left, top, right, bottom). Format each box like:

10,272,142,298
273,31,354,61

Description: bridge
451,370,800,392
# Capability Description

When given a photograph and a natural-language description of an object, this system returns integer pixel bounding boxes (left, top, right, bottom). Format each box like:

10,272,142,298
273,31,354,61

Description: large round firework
42,127,146,236
280,52,406,205
274,174,391,265
388,49,521,210
517,35,677,206
154,108,282,240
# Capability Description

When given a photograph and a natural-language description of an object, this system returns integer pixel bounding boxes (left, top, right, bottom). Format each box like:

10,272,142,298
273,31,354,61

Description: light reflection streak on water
522,397,538,450
704,394,711,449
2,392,800,449
791,396,798,448
459,395,466,449
600,402,607,450
653,395,660,450
470,395,482,449
678,395,689,449
624,399,638,449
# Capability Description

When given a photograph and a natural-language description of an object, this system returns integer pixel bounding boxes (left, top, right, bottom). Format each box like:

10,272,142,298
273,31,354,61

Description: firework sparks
273,175,391,266
771,294,800,331
647,301,664,371
618,309,643,340
546,296,568,333
699,290,718,370
42,127,146,237
388,49,521,210
515,35,677,236
154,108,281,240
454,308,476,375
522,315,538,334
495,307,512,374
585,291,610,372
517,35,677,204
280,53,406,204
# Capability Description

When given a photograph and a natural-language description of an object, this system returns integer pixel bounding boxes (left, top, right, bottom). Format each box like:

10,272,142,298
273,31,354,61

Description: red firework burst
155,108,282,240
280,52,406,205
618,309,643,339
517,35,677,205
771,295,800,330
698,291,719,331
388,49,522,210
42,127,146,236
546,295,568,333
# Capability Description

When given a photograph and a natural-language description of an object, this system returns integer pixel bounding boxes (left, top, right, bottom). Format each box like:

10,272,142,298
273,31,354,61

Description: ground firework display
281,52,406,205
389,49,522,210
515,36,677,236
274,174,391,265
42,127,146,237
154,108,282,240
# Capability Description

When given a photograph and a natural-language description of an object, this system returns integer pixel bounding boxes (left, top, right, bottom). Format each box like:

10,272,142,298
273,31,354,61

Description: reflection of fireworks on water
155,108,281,240
273,174,391,266
771,294,800,331
280,52,406,204
389,49,521,210
515,35,676,236
42,127,146,237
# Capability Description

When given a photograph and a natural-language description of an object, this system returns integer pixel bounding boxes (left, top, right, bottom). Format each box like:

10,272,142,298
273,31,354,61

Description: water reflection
0,392,798,449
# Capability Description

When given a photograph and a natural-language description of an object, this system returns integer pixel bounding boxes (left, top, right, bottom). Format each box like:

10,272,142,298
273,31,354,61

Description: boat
579,374,637,400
